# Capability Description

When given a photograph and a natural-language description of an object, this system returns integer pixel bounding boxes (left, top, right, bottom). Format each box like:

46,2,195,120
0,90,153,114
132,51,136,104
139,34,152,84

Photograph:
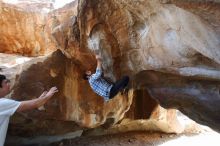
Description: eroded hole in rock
125,89,157,120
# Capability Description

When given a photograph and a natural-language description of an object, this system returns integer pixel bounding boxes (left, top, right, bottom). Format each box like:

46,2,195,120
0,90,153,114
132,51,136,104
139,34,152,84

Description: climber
83,54,129,101
0,74,58,146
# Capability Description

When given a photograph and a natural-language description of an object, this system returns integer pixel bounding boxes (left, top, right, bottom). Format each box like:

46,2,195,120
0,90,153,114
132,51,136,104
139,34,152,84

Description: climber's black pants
109,76,129,99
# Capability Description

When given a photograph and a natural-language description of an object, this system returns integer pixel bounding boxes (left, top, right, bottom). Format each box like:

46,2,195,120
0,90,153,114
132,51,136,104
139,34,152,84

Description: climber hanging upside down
83,54,129,101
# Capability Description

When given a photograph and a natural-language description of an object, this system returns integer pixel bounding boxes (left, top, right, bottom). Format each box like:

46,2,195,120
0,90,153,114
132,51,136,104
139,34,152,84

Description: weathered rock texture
1,5,183,137
1,0,54,12
2,50,182,140
0,2,55,56
1,50,133,137
0,0,220,142
75,0,220,132
0,0,79,56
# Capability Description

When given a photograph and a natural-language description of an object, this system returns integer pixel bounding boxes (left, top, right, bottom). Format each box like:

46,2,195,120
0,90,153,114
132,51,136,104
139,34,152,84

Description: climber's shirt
88,68,113,101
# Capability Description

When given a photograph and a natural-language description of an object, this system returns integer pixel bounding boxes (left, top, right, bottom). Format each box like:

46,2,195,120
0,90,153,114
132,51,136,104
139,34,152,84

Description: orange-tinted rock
76,0,220,132
0,0,79,56
1,0,219,142
0,2,55,56
1,50,132,137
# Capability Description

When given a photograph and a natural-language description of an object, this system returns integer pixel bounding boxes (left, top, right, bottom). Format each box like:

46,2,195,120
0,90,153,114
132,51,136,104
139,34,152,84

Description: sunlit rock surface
1,50,132,137
75,0,220,132
0,0,77,56
0,1,219,143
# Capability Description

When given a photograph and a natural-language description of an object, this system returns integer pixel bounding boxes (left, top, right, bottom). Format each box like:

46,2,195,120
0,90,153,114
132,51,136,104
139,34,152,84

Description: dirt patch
50,131,180,146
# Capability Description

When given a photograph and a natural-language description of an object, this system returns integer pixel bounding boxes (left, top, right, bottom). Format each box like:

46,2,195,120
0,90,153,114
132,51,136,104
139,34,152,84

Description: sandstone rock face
1,0,54,12
0,0,78,56
0,51,183,143
1,0,220,142
135,71,220,132
0,2,56,56
1,50,132,137
75,0,220,132
78,0,220,77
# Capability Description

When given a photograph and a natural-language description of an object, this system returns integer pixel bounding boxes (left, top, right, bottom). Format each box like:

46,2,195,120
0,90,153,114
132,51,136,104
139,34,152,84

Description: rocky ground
49,131,220,146
1,1,220,145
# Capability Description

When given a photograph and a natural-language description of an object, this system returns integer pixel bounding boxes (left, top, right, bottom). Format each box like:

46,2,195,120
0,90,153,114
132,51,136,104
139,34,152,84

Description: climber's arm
92,55,103,79
96,54,102,70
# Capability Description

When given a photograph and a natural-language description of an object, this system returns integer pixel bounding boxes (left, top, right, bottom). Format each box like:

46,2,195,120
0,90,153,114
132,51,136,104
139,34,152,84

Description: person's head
0,75,11,94
83,70,92,80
